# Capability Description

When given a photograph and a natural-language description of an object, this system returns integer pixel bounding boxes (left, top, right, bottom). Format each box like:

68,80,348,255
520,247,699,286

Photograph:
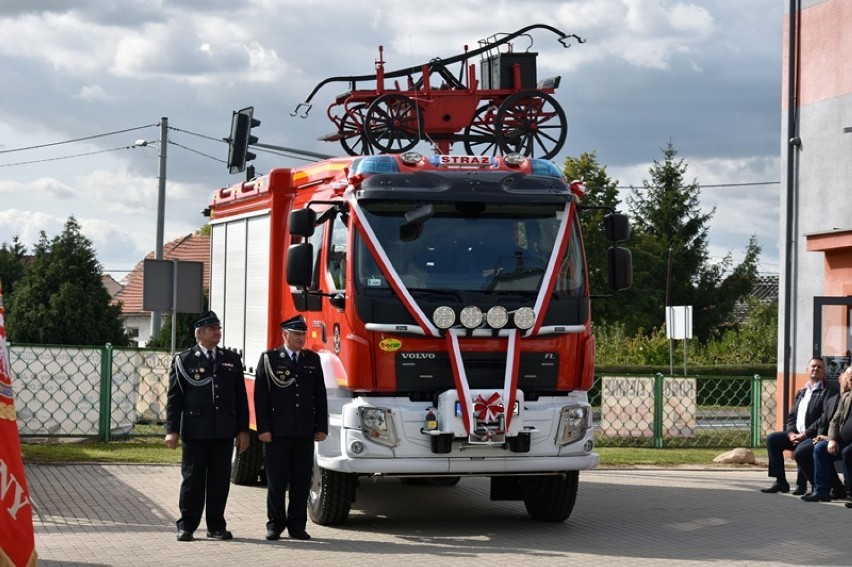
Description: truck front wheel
521,471,579,522
230,430,263,485
308,460,357,525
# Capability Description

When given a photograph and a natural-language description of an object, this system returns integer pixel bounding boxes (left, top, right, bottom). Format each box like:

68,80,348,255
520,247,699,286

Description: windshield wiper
409,289,465,301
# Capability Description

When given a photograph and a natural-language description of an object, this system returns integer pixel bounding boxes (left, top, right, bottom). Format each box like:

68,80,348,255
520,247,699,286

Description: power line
0,145,134,167
168,125,223,144
168,140,224,163
618,181,780,189
0,124,158,155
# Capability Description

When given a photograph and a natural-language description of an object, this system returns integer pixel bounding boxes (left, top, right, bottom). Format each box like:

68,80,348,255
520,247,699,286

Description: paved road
25,463,852,566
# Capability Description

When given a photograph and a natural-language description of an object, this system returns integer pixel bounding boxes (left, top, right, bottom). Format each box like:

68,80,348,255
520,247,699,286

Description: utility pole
151,117,168,337
666,245,674,375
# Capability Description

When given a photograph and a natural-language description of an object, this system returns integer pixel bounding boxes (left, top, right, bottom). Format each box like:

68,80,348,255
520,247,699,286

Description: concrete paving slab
24,463,852,566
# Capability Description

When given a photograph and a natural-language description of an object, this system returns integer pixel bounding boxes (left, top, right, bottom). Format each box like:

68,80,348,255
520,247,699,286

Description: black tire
521,471,578,522
230,430,263,485
308,462,357,526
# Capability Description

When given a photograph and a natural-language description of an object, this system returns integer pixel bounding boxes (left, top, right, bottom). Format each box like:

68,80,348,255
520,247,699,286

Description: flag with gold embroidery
0,279,37,567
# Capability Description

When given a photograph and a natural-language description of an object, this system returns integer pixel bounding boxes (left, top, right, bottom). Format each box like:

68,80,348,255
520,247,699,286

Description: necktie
291,352,298,365
207,349,215,363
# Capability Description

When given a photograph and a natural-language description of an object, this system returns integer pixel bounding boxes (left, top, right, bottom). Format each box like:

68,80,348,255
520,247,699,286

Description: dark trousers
794,439,845,492
813,440,852,496
765,431,806,488
264,436,314,533
177,438,233,533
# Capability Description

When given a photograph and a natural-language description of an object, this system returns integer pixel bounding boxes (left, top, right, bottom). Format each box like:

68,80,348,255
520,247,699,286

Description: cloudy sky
0,0,784,280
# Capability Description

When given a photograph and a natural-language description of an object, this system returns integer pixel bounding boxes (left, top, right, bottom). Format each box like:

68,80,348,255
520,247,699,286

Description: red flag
0,279,37,567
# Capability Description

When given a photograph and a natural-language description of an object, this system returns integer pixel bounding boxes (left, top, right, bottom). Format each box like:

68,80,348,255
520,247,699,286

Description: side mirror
607,246,633,291
289,208,317,237
604,213,630,243
330,292,346,311
287,243,314,287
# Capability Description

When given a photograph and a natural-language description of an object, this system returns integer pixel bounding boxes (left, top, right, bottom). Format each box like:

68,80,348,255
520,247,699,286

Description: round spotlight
459,306,483,329
400,151,424,165
514,307,536,330
486,306,508,329
433,306,456,329
350,441,366,455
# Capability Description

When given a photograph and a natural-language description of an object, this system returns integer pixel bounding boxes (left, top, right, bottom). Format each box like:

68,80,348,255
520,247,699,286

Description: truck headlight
459,306,483,329
514,307,535,330
486,306,508,329
433,306,455,329
359,407,399,447
555,406,589,447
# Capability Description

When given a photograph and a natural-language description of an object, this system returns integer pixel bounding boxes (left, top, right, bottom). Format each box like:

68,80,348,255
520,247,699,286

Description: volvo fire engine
213,151,632,523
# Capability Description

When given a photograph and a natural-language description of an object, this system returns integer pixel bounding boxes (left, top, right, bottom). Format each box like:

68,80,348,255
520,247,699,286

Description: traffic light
226,106,261,174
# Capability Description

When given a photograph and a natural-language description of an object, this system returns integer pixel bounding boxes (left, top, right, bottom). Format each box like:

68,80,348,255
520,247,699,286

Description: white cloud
0,0,785,279
77,84,117,102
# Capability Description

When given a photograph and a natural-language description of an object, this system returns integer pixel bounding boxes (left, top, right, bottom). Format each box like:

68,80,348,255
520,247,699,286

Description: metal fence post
98,343,114,442
750,374,762,448
653,372,664,448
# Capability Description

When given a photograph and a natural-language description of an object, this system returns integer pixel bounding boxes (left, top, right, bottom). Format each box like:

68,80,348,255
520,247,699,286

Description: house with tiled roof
101,274,122,298
112,233,210,346
732,274,779,324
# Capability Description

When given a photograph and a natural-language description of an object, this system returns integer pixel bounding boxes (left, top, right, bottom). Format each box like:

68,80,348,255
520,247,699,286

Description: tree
562,151,623,325
146,307,207,352
8,217,130,346
623,142,761,341
692,235,762,339
0,237,27,311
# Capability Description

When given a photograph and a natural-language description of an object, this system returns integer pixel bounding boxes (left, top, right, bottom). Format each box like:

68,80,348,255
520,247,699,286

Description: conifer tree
8,217,129,346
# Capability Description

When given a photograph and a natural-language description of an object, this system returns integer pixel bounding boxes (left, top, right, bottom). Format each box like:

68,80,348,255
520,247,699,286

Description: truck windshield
355,201,585,295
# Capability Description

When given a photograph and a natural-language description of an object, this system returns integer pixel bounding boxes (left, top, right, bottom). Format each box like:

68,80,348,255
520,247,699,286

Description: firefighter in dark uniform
255,315,328,541
165,310,249,542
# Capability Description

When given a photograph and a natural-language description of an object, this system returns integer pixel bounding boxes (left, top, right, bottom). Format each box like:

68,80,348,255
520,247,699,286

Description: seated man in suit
760,357,838,494
794,366,849,498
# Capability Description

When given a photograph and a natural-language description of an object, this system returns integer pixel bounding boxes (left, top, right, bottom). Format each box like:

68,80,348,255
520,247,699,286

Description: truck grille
395,352,558,394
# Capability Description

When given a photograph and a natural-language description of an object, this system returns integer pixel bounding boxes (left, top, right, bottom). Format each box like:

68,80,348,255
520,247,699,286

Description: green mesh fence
8,342,778,447
10,343,172,440
591,373,777,448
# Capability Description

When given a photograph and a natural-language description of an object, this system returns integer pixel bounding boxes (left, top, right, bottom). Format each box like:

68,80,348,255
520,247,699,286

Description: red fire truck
214,151,631,523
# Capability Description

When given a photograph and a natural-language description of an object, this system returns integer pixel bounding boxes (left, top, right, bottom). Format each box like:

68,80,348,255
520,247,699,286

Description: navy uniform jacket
254,347,328,437
783,380,839,437
166,345,249,440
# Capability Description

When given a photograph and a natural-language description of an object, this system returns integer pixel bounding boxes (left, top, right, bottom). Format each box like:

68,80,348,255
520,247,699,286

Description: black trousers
264,435,314,533
177,438,233,533
794,439,845,492
765,431,807,488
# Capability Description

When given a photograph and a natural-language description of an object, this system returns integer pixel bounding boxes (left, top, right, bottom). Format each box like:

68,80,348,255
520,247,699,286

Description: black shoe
760,482,790,494
176,529,193,542
792,486,808,496
831,489,848,500
289,530,311,540
266,529,281,541
206,530,233,540
845,501,852,508
801,492,831,502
